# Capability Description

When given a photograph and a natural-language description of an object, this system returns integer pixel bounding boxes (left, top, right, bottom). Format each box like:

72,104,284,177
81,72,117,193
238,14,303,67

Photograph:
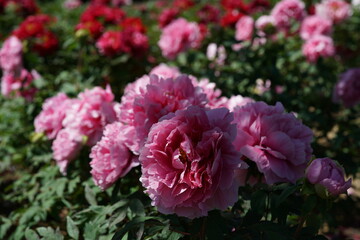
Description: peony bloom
32,31,58,56
75,20,104,39
1,68,38,100
158,8,179,28
271,0,305,30
140,106,246,218
306,158,352,196
64,0,82,9
333,68,360,108
300,15,332,40
0,36,23,73
34,93,71,139
158,18,201,59
255,15,276,37
90,122,139,190
52,128,83,175
226,95,254,111
206,43,227,66
315,0,351,24
192,78,228,109
232,102,313,184
235,16,254,41
63,86,117,146
96,31,123,56
302,35,335,62
150,63,181,79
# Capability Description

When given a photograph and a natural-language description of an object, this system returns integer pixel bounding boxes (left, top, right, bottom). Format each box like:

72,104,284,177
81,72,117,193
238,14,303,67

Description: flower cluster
76,4,148,57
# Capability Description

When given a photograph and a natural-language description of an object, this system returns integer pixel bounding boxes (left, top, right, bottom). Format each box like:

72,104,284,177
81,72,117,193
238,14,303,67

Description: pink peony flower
300,15,332,40
90,122,139,190
63,0,82,9
271,0,305,30
192,78,228,109
1,68,37,100
130,74,207,148
306,158,352,196
226,95,254,111
96,31,123,57
232,102,313,184
150,63,181,79
158,18,201,59
235,16,254,41
333,68,360,108
302,35,335,62
52,128,83,174
63,85,117,146
34,93,71,139
316,0,351,24
0,36,23,73
140,106,246,218
255,15,276,37
206,43,227,66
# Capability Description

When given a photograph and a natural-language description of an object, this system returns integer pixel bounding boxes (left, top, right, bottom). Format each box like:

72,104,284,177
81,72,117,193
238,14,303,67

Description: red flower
221,0,249,13
121,17,146,33
158,8,179,28
75,20,104,38
81,5,125,24
12,14,53,39
220,10,244,27
96,31,123,56
121,28,149,57
33,31,58,55
197,4,220,24
173,0,194,10
248,0,270,13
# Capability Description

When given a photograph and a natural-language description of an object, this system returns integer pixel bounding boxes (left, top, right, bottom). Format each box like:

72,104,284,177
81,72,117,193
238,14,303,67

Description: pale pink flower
90,122,139,190
63,86,117,146
112,0,132,6
232,102,313,184
206,43,227,66
0,36,23,73
52,128,83,175
140,106,246,218
150,63,181,79
235,16,254,41
316,0,351,24
302,35,335,62
333,68,360,108
306,158,352,196
300,15,332,40
158,18,201,59
1,68,37,100
34,93,71,139
64,0,82,9
271,0,306,30
226,95,254,111
255,15,275,37
255,79,271,95
192,78,228,108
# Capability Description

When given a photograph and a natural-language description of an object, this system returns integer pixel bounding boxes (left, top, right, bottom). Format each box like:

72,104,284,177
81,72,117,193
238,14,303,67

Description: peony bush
0,0,359,239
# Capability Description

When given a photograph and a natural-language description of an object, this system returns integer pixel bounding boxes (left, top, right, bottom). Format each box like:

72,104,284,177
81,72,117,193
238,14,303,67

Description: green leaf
111,217,162,240
67,216,79,240
25,228,40,240
129,199,145,217
275,184,299,207
85,184,97,206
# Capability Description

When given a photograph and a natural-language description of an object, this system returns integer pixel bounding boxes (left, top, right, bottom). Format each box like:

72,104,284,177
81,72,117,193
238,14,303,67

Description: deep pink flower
315,0,351,24
158,8,179,28
52,128,83,174
192,78,228,109
1,68,37,100
306,158,352,196
140,106,246,218
96,31,123,56
302,35,335,62
300,15,332,40
0,36,23,72
271,0,305,30
150,63,181,79
333,68,360,108
158,18,202,59
34,93,71,139
63,86,117,146
90,122,139,190
232,102,313,184
235,16,254,41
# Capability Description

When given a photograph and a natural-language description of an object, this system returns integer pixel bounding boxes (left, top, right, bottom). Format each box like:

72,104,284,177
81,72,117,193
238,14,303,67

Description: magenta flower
1,69,38,100
52,128,83,175
300,15,332,40
306,158,352,196
333,68,360,108
271,0,305,30
232,102,313,184
0,36,23,73
158,18,201,59
150,63,181,79
140,106,246,218
302,35,335,62
90,122,139,190
63,86,117,146
96,31,123,57
235,16,254,41
34,93,72,139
